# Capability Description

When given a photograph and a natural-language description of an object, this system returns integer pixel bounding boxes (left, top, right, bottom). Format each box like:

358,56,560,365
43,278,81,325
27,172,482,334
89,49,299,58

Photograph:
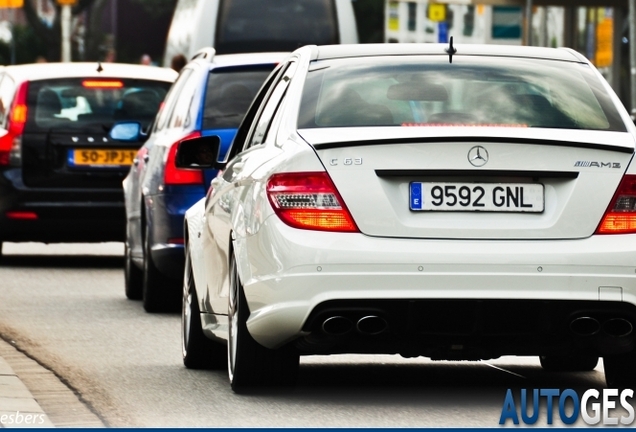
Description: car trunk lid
299,127,635,240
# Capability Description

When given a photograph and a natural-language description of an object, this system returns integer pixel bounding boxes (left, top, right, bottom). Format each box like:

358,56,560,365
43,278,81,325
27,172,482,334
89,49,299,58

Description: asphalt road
0,242,609,427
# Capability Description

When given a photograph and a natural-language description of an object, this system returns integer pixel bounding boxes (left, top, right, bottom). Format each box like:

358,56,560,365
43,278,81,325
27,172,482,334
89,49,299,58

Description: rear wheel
182,248,226,369
539,355,599,372
124,242,143,300
142,225,179,313
604,350,636,389
228,257,299,392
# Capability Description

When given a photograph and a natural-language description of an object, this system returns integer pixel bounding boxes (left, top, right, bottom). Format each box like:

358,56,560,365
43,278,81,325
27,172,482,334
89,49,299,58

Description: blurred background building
0,0,633,111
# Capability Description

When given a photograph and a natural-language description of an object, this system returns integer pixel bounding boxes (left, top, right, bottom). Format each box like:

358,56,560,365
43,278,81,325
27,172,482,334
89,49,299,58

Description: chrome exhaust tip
356,315,388,335
602,318,634,338
570,316,601,336
322,316,353,335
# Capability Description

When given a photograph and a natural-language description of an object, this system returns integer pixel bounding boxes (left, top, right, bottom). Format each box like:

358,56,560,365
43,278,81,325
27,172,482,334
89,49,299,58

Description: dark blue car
114,50,285,312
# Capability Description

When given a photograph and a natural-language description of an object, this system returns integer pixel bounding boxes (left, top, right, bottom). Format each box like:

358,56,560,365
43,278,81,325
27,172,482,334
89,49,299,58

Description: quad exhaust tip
356,315,388,335
570,316,601,336
322,316,353,335
321,315,388,336
602,318,633,338
570,316,634,338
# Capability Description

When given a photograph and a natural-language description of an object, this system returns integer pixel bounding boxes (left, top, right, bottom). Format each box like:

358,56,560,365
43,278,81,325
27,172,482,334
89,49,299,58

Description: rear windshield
202,67,274,130
298,56,627,132
215,0,338,54
26,78,171,132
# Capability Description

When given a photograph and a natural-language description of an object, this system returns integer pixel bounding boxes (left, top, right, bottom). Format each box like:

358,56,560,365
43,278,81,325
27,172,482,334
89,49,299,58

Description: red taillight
596,174,636,234
82,80,124,89
6,211,37,220
0,81,29,166
266,172,358,232
164,131,204,185
168,237,184,244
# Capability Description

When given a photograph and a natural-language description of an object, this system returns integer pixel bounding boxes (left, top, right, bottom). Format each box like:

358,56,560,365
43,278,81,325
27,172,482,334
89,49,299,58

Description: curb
0,338,104,428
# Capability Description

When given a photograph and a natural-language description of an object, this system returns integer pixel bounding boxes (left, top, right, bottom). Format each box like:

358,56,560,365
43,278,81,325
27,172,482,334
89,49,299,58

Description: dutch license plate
68,149,137,167
410,182,544,212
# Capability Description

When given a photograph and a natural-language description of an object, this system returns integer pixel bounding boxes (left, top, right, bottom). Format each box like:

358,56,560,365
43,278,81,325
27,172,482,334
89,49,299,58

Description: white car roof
210,52,290,67
0,62,178,83
310,43,586,63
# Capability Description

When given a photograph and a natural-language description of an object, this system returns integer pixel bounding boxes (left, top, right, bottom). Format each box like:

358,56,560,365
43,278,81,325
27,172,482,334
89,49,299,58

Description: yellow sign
595,17,613,68
388,1,399,31
56,0,77,5
428,4,446,22
0,0,23,8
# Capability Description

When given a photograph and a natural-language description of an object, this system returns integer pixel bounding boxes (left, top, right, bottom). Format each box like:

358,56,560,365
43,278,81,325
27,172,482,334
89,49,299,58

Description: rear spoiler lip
376,169,580,179
308,136,635,154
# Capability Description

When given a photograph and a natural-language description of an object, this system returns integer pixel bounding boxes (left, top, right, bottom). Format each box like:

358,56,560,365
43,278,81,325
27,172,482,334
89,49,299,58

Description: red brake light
266,172,358,232
6,211,38,220
596,174,636,234
82,80,124,89
164,131,204,185
0,81,29,166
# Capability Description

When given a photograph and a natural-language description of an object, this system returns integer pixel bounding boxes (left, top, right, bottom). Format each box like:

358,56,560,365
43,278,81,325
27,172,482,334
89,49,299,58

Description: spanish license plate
68,149,137,167
410,182,544,212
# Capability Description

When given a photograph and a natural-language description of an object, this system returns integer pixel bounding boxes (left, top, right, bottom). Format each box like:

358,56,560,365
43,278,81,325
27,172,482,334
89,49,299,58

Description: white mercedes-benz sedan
177,42,636,391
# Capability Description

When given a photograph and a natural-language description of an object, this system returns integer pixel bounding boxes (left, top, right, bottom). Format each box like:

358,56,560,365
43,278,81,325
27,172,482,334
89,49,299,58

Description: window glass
298,57,627,132
202,66,274,130
247,61,297,148
216,0,337,54
26,78,170,131
155,68,193,132
0,75,15,128
168,70,200,129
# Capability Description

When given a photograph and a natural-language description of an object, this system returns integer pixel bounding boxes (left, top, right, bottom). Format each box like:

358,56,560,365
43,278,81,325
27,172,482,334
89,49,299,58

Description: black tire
124,242,143,300
142,225,180,313
182,248,226,369
604,350,636,389
539,355,599,372
228,257,299,392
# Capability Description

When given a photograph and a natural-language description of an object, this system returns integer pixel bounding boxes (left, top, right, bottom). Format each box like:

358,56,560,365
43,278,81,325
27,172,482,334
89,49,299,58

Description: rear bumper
146,188,205,280
0,169,125,242
237,216,636,356
150,243,185,280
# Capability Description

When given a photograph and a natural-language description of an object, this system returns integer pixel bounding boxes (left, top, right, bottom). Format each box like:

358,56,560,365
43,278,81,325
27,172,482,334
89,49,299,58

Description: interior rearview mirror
175,135,224,170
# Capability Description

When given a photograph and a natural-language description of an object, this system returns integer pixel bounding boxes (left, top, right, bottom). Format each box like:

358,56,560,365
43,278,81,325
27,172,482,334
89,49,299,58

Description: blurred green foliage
0,24,48,65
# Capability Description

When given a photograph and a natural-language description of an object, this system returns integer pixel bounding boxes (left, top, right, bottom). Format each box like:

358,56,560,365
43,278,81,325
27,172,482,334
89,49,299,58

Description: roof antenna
96,62,103,72
445,36,457,64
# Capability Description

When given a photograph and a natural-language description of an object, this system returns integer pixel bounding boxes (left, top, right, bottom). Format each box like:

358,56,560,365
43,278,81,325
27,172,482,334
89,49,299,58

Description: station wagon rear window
297,57,627,132
26,78,171,131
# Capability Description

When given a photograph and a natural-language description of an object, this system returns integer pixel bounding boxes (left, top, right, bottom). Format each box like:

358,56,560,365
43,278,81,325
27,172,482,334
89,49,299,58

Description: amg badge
574,161,621,169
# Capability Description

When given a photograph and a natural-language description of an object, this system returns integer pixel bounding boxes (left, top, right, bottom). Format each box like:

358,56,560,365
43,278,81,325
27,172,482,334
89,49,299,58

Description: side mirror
175,135,225,170
109,122,143,142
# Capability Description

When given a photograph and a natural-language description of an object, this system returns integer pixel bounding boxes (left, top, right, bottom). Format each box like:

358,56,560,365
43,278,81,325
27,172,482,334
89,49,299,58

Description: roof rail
191,47,216,62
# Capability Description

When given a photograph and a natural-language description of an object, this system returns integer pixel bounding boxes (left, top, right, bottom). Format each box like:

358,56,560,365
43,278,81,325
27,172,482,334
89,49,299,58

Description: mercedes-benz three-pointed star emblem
468,145,489,167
